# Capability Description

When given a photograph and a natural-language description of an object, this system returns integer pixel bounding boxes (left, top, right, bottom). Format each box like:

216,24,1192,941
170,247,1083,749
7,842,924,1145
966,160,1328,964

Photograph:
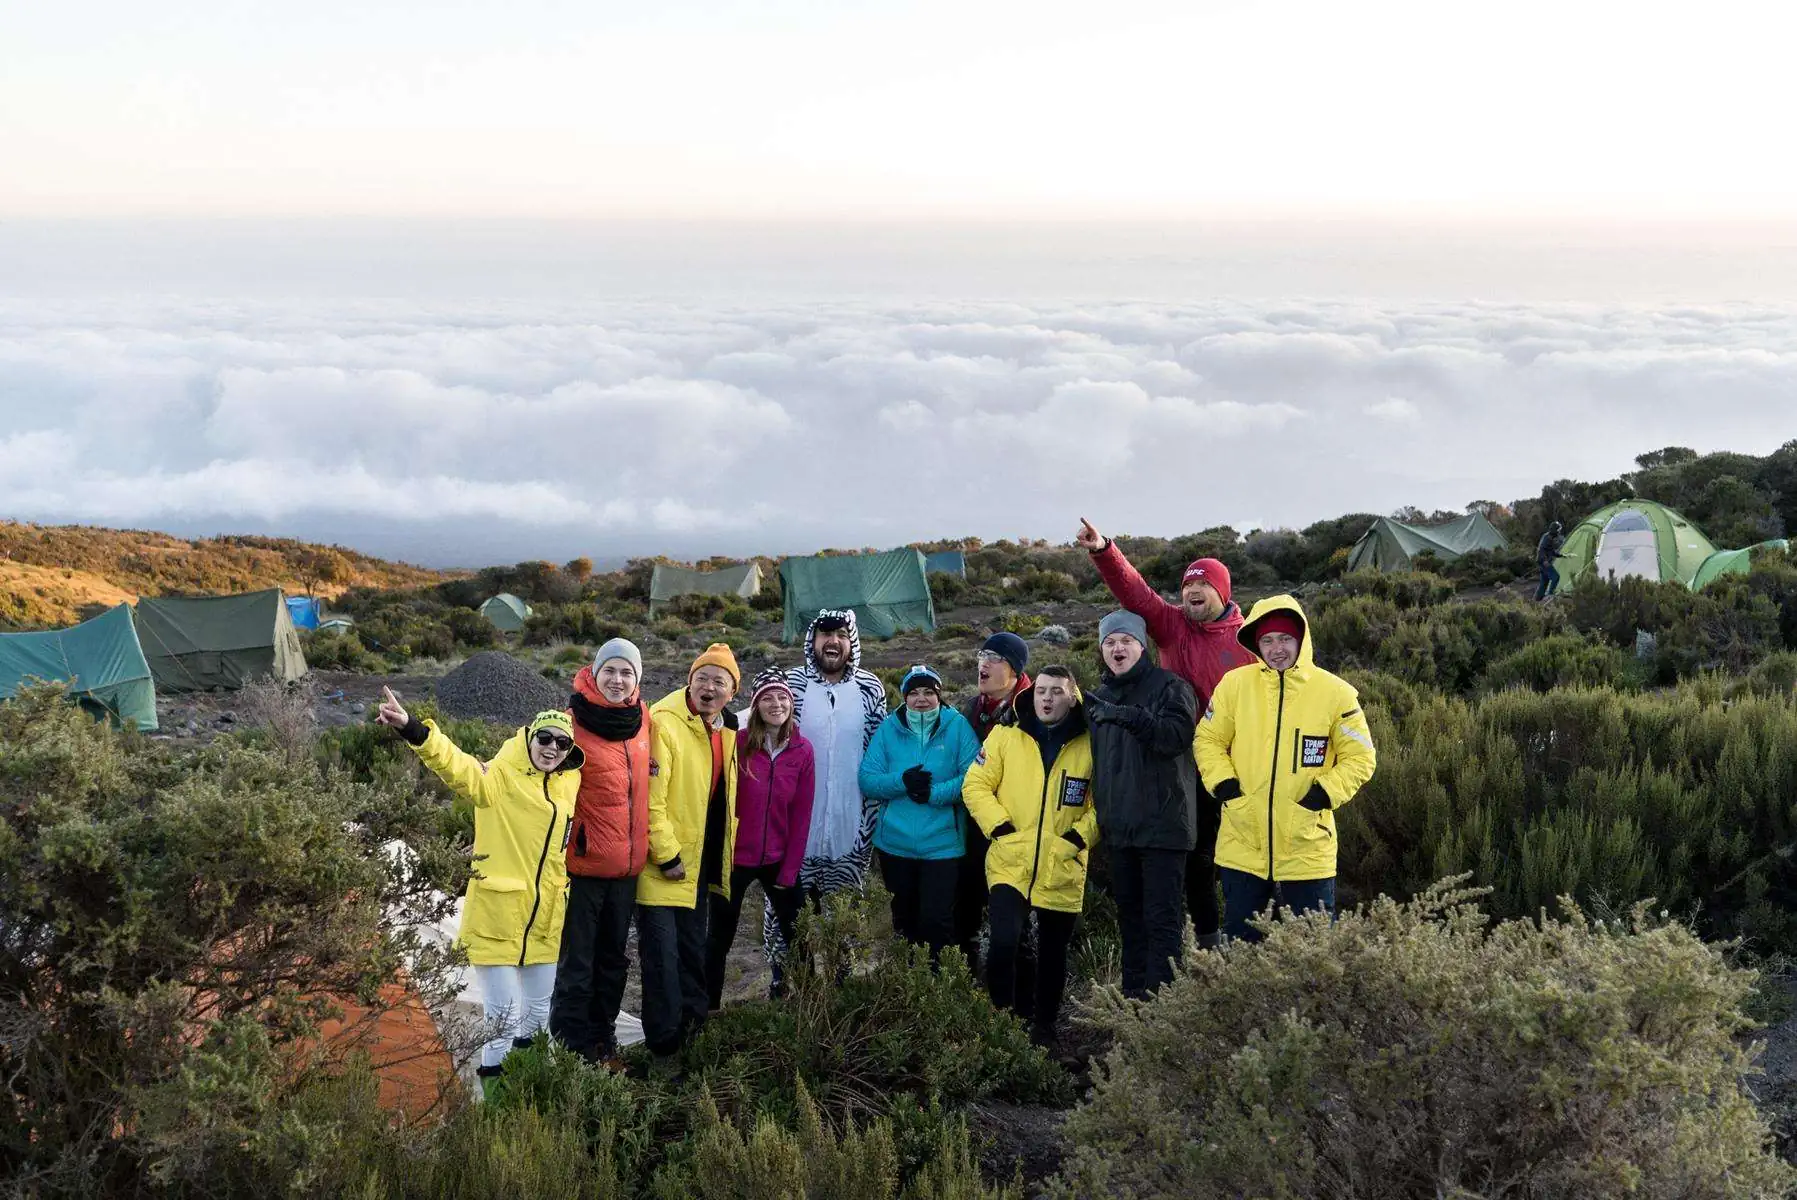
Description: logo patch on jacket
561,818,573,851
1301,735,1329,768
1060,776,1090,807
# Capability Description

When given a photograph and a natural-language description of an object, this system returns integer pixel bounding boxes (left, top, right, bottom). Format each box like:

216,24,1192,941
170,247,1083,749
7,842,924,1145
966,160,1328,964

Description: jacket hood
572,665,640,708
1237,594,1316,672
1203,602,1247,636
653,687,741,731
802,608,863,678
499,725,587,775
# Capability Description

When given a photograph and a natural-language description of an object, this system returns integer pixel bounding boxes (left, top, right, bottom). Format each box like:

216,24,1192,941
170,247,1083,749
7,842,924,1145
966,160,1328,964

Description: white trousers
472,963,556,1070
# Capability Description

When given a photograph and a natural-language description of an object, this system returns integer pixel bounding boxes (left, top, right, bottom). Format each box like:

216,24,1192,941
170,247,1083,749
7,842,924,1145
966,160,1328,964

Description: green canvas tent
781,549,936,643
0,603,158,729
648,562,763,615
1690,540,1792,590
1554,500,1728,589
134,589,308,692
479,593,532,633
1346,513,1508,572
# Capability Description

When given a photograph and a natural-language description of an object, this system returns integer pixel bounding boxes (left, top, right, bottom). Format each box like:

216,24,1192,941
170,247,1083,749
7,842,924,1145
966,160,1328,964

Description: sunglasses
533,730,574,752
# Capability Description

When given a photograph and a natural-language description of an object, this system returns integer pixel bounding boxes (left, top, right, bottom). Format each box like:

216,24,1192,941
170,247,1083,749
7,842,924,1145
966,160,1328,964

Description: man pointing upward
1075,517,1257,950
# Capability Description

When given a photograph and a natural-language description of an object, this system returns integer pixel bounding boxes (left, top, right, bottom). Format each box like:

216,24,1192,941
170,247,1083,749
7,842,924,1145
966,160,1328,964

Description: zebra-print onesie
761,608,888,963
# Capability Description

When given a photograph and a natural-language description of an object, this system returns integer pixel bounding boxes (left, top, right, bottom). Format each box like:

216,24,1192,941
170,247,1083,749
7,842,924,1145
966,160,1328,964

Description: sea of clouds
3,296,1794,564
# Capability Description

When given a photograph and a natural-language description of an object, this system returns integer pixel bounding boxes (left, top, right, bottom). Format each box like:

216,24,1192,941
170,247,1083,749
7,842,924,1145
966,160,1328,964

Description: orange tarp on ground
313,977,459,1119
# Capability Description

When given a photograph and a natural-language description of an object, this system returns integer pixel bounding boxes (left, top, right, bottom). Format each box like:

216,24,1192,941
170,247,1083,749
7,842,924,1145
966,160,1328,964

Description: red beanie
1182,557,1232,605
1252,612,1304,646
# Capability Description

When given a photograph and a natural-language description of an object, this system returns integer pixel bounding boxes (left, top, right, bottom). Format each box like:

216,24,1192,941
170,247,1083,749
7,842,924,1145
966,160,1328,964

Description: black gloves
1212,778,1243,802
1086,698,1146,731
399,715,430,747
989,821,1017,840
1061,828,1086,851
902,766,933,803
1298,783,1332,812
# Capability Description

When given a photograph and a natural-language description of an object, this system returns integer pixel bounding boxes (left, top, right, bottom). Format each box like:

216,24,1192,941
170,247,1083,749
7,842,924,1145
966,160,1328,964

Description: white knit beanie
593,637,643,679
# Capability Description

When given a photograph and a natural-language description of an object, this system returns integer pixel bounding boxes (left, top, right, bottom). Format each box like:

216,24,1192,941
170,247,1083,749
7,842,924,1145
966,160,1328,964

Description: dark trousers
1109,846,1187,998
548,875,637,1059
1219,867,1336,943
986,885,1077,1036
878,851,961,961
1187,787,1223,940
637,901,709,1056
1535,562,1560,599
954,823,991,969
705,864,803,1009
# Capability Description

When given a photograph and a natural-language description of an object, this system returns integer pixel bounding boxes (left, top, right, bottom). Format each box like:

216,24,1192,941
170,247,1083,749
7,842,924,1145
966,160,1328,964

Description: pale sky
5,0,1795,219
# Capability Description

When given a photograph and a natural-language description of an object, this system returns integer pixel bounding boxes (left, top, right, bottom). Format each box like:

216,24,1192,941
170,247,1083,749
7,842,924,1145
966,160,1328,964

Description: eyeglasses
533,730,573,752
976,651,1006,664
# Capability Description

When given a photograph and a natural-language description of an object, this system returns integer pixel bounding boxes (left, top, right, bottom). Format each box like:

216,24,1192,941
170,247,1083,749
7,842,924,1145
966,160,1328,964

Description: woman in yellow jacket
962,667,1098,1048
637,644,741,1057
375,687,582,1089
1195,596,1376,943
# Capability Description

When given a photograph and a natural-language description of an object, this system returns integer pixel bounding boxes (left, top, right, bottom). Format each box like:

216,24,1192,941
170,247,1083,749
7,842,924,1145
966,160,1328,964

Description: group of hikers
373,518,1378,1090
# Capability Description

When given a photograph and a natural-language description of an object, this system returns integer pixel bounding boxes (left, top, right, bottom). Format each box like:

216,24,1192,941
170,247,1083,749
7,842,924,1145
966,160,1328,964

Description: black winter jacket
1086,657,1200,851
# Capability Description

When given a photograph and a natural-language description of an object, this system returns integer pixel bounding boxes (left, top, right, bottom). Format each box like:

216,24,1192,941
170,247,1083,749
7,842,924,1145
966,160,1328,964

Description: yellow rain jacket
637,690,740,909
1197,595,1376,883
413,719,582,967
963,704,1099,915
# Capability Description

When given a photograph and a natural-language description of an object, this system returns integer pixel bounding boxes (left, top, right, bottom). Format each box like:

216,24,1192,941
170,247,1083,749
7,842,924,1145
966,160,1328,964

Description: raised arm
1079,518,1182,645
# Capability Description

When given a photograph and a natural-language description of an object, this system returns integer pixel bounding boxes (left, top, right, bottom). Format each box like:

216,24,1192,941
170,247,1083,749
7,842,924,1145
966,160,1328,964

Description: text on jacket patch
1301,735,1329,768
1060,776,1090,807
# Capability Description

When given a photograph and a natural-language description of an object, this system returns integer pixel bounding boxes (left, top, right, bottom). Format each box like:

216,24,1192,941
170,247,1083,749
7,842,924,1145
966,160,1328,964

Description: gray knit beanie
1098,609,1148,648
593,637,643,680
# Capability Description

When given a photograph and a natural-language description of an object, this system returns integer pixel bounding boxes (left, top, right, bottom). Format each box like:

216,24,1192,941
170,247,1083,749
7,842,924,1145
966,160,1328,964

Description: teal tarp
0,603,158,729
924,550,967,578
781,549,936,643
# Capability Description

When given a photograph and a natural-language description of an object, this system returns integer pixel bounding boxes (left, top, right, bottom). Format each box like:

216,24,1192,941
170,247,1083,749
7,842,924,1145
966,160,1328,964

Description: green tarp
924,550,967,577
0,603,158,729
1555,500,1719,588
134,589,308,692
781,549,936,643
479,593,532,632
1691,540,1792,590
1346,513,1508,572
648,562,763,615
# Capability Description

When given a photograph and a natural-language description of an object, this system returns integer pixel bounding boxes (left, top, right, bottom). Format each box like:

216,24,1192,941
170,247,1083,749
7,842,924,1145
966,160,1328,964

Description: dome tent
1555,499,1785,590
478,593,532,633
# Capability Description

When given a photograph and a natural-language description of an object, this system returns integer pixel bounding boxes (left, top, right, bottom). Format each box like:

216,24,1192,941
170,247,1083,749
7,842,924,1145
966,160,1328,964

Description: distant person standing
1536,521,1566,600
861,664,980,963
1083,610,1200,998
956,632,1033,970
374,689,581,1095
637,644,741,1060
962,666,1097,1048
1196,596,1376,942
762,610,888,976
549,639,651,1067
1076,518,1255,951
706,668,813,1007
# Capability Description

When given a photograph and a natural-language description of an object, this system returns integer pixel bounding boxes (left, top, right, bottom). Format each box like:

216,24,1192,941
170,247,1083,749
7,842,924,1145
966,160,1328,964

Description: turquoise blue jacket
861,706,981,861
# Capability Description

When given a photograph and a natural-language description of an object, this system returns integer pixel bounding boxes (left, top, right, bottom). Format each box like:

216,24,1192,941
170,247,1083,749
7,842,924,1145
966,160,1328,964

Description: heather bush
300,628,385,672
1480,632,1633,693
1053,881,1794,1200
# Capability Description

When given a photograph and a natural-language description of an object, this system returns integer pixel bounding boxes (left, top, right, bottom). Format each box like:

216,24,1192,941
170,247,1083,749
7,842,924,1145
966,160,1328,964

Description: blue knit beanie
979,632,1029,677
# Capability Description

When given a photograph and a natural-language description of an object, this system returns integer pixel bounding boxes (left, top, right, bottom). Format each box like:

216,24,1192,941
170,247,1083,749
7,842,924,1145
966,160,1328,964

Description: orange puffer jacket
565,667,653,879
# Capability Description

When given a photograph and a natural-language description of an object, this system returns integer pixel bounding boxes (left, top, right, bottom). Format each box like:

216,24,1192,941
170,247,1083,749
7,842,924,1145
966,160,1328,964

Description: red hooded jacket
1091,541,1258,708
565,666,653,879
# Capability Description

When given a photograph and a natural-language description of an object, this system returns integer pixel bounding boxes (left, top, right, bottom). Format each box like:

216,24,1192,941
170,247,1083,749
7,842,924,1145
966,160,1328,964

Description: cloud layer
3,297,1794,565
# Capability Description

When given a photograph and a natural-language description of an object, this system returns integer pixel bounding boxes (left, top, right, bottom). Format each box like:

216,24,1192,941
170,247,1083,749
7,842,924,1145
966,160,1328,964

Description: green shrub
720,604,757,630
1000,612,1046,637
1337,569,1457,609
1481,632,1631,692
935,623,976,642
681,887,1070,1129
652,618,688,642
1338,683,1797,952
300,629,384,672
1053,881,1794,1200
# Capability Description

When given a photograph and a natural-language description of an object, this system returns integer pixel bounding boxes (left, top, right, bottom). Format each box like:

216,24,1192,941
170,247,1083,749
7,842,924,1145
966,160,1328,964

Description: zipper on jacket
758,749,777,869
1026,762,1053,905
1267,673,1287,885
624,740,638,877
1291,728,1300,774
519,771,558,967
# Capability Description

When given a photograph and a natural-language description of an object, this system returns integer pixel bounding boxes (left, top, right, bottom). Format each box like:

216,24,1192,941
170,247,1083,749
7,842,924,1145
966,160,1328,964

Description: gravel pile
435,652,568,727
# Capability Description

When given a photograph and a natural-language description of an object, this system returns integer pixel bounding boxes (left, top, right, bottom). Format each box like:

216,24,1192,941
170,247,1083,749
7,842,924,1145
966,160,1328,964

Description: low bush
1053,881,1794,1199
300,628,385,672
1337,569,1458,609
1480,632,1633,692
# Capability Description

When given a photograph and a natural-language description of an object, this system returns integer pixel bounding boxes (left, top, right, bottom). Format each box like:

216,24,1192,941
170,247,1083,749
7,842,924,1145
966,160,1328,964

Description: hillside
0,521,444,630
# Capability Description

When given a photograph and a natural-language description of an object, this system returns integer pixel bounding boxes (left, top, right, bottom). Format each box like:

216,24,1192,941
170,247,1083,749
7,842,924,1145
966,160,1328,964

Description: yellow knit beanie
690,642,741,688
